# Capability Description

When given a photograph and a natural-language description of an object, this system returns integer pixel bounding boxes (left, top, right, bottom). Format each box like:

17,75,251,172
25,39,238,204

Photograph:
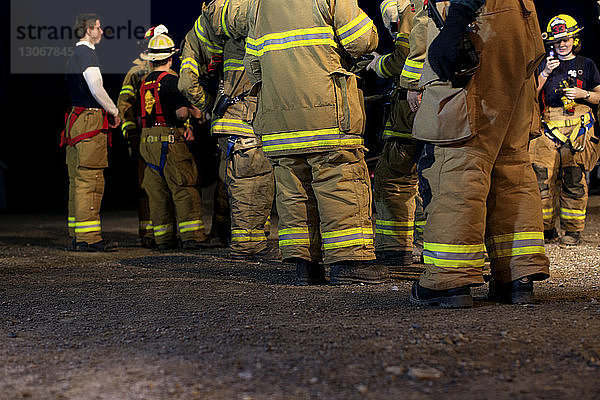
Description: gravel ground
0,196,599,399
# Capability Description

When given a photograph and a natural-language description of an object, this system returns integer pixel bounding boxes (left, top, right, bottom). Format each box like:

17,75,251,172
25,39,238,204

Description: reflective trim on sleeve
322,227,374,250
401,59,424,81
221,0,232,39
376,54,392,78
246,27,338,57
423,242,486,268
195,17,223,54
223,58,244,72
181,57,199,76
337,12,375,47
119,85,135,97
396,32,409,48
380,0,397,16
382,122,412,140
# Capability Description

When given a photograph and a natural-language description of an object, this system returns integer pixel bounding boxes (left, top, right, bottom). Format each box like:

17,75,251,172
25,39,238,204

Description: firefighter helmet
144,24,169,40
542,14,583,43
141,33,178,61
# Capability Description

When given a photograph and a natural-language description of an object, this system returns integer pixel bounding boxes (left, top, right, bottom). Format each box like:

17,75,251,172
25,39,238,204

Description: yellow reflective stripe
231,229,267,242
337,13,374,47
246,27,337,56
223,58,244,72
401,59,424,81
74,220,101,233
194,17,223,54
278,227,310,247
121,121,136,134
178,220,204,233
221,0,232,38
261,128,363,152
376,54,392,78
396,33,409,48
422,255,485,268
375,220,413,226
139,220,154,231
546,112,593,128
560,207,586,220
425,242,485,253
382,129,412,139
375,229,413,236
493,246,546,258
375,220,414,236
322,227,374,250
153,224,171,236
68,217,76,227
120,85,135,96
487,232,544,244
380,0,397,15
211,118,254,135
181,57,199,75
279,227,308,235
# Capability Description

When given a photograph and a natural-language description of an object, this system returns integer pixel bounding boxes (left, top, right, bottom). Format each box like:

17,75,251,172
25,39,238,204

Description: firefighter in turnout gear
63,13,121,252
409,0,550,307
244,0,387,284
117,25,169,249
530,14,600,246
367,0,429,269
179,0,276,260
138,33,209,250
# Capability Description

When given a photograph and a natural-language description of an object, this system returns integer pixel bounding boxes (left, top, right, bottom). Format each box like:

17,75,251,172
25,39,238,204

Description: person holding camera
530,14,600,246
63,13,120,252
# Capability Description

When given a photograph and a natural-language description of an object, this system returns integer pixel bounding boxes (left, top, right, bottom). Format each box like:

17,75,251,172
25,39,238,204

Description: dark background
1,1,599,214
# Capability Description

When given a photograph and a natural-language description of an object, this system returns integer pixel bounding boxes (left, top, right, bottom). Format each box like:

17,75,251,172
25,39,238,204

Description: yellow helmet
543,14,583,42
141,33,177,61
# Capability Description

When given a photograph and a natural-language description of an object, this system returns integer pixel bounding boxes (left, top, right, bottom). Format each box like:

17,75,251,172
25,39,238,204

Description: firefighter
179,0,276,260
410,0,550,307
367,0,429,269
530,15,600,246
63,13,120,252
138,33,209,251
244,0,388,284
117,24,169,249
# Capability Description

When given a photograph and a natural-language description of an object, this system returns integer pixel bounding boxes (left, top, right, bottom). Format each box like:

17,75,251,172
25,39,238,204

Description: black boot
560,231,581,246
410,281,473,308
295,259,327,285
543,228,558,243
375,250,413,266
487,276,534,304
74,240,117,252
329,261,389,285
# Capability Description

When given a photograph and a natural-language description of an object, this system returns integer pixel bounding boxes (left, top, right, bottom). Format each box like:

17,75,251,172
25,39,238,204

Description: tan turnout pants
140,126,206,245
66,108,107,244
272,148,375,265
218,136,275,255
416,0,550,290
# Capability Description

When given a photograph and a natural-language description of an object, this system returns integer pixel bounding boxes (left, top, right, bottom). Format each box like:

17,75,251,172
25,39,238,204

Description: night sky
1,1,599,213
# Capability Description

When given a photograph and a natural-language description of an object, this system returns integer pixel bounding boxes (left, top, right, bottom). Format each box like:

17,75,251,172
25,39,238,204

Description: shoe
141,237,157,249
375,250,413,266
544,228,559,243
204,233,228,248
74,240,117,252
410,282,473,308
295,259,327,285
157,240,178,252
329,262,389,285
487,276,534,304
560,231,581,246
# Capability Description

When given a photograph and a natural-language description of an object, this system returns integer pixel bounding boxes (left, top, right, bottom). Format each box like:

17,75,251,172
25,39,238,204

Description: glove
427,3,475,82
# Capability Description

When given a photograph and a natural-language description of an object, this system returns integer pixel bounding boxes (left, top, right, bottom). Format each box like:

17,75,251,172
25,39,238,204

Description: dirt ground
1,196,599,400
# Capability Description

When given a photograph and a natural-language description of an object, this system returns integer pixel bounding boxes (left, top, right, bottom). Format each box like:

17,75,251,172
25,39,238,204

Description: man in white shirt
63,13,120,251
